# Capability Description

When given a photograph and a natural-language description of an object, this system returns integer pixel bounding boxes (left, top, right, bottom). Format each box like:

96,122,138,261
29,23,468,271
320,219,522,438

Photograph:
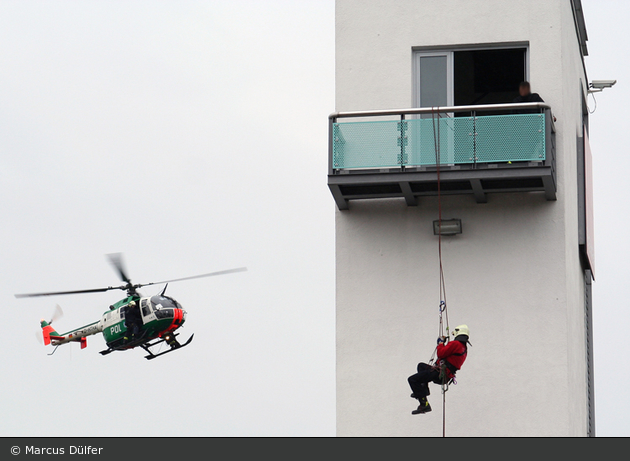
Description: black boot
411,398,432,415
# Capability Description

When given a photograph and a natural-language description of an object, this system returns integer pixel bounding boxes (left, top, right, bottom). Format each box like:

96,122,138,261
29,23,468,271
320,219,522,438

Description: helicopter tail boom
40,319,103,349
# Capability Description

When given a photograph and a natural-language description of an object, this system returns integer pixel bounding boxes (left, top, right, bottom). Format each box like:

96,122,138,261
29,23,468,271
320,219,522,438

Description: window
141,298,152,317
414,46,528,112
413,52,452,109
454,48,526,106
150,295,181,310
577,125,595,274
155,309,175,319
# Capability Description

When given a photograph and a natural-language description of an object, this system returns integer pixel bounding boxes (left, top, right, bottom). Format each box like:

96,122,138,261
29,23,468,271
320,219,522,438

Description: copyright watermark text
10,446,103,455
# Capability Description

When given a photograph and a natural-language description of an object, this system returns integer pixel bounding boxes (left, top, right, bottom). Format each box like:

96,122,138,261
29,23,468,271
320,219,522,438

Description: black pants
408,362,442,400
125,321,140,337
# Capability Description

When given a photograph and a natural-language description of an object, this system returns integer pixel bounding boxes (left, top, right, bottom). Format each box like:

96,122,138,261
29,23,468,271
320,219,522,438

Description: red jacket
436,340,467,379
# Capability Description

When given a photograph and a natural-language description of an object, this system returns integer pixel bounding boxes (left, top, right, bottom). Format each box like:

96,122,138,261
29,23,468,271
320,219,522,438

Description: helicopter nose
172,308,186,327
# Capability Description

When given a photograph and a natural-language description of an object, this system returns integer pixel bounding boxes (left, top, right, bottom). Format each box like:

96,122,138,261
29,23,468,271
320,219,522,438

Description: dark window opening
454,48,526,112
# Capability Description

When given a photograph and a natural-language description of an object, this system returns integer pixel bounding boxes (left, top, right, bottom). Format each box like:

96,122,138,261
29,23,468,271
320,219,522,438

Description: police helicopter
15,253,247,360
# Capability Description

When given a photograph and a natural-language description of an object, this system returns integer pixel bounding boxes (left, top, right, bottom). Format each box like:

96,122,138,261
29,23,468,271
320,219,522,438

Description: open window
414,46,528,111
454,48,526,106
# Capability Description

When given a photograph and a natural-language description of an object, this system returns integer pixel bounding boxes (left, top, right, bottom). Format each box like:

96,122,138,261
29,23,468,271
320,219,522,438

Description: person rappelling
407,325,470,415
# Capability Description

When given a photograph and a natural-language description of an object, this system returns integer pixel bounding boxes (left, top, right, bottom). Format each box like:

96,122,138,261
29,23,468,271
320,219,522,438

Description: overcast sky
0,0,627,437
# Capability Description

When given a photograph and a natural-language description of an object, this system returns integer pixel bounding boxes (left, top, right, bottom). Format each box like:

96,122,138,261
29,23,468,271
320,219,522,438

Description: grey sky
0,0,626,437
0,0,335,437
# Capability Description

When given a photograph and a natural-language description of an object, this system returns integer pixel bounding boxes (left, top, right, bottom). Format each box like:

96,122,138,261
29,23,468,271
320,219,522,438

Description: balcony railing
328,103,556,210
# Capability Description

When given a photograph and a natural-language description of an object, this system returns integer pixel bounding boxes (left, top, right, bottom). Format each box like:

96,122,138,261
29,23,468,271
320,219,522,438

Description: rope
428,107,450,362
430,108,450,331
442,370,447,437
431,106,449,438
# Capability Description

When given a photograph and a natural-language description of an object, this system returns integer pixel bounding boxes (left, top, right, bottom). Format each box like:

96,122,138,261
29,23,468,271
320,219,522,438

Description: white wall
335,0,590,436
559,0,591,437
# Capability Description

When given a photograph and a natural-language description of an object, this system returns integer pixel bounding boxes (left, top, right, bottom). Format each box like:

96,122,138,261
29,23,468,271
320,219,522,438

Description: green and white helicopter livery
16,254,246,360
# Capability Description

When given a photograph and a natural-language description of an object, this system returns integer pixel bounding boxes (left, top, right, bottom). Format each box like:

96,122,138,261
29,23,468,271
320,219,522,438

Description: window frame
412,42,530,108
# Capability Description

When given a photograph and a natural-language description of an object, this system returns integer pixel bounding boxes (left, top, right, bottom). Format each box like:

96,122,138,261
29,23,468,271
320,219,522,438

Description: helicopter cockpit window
155,308,175,319
150,295,181,311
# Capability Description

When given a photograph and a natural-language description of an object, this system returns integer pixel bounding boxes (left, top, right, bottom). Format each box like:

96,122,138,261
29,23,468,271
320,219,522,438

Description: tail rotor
49,304,64,325
36,304,64,346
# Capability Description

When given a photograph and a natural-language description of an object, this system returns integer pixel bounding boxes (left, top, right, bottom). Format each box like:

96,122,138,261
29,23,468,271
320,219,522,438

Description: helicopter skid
142,333,194,360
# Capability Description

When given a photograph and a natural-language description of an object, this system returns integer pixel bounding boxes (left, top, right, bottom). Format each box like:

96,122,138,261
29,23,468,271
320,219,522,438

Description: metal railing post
400,113,406,172
472,110,477,168
329,116,336,175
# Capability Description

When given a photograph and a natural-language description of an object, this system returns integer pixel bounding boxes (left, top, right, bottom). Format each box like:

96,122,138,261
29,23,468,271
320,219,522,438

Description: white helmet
452,324,469,338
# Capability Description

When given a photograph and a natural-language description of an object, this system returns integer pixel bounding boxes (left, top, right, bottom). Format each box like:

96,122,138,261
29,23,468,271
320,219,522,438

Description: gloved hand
437,336,447,345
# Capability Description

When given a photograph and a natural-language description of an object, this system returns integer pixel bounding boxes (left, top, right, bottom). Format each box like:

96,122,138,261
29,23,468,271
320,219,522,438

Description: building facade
330,0,595,436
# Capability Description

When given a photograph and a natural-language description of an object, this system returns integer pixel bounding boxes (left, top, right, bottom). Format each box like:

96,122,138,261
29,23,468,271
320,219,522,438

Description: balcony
328,103,556,210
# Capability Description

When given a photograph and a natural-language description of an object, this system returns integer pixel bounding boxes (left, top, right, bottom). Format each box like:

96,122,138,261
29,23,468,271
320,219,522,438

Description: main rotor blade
136,267,248,288
15,285,125,299
106,253,132,284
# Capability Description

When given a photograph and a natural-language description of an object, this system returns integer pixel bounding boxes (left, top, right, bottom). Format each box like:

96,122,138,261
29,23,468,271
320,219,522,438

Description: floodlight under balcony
433,219,462,236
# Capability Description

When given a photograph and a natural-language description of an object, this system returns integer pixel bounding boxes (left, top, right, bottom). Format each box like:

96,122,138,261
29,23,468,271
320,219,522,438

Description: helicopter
15,253,247,360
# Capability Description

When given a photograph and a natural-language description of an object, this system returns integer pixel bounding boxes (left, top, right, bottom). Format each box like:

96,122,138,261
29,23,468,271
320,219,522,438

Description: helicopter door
140,297,156,324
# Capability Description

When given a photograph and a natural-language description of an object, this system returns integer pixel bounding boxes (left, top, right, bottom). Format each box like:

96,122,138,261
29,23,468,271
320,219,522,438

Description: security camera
589,80,617,90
